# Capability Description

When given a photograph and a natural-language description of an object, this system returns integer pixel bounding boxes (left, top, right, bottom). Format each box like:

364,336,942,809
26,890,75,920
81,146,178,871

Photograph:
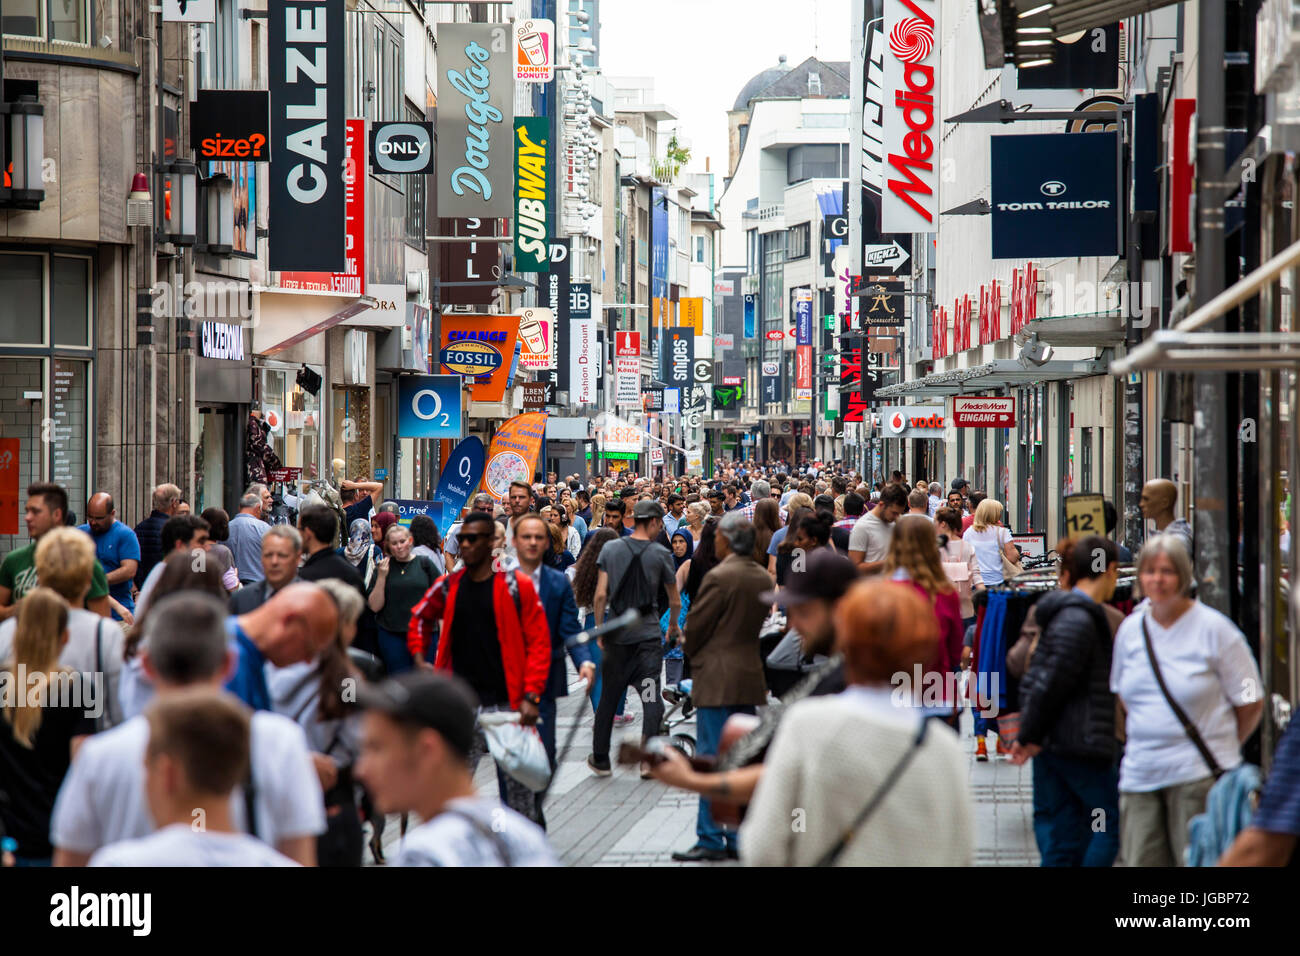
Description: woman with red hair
740,580,973,866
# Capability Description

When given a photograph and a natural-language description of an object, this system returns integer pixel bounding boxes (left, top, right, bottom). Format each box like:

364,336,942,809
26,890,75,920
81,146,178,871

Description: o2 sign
398,375,462,439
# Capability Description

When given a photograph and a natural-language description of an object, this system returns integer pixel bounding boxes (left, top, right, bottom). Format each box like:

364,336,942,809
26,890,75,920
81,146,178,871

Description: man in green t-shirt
0,482,110,621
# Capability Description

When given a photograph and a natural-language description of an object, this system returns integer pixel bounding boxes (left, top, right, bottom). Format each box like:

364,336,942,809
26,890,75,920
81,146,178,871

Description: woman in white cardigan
740,579,974,866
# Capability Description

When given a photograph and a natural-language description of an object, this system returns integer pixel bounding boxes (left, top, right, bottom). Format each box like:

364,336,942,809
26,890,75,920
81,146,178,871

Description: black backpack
609,540,668,619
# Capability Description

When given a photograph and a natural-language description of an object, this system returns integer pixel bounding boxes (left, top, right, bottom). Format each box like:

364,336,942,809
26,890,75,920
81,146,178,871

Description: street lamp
163,161,199,246
199,171,235,255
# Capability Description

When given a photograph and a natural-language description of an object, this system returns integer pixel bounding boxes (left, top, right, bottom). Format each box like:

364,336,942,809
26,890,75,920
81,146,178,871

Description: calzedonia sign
882,0,940,233
268,0,346,272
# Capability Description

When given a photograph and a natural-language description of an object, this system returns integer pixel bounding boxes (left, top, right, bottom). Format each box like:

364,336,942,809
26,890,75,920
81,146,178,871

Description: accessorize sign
269,0,346,271
278,118,365,293
952,395,1015,427
439,315,522,403
192,90,270,161
513,117,551,272
437,22,514,219
882,0,940,233
482,412,548,500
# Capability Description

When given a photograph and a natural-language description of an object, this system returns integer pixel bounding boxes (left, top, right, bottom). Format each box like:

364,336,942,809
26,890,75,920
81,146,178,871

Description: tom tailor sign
882,0,940,233
438,22,514,219
269,0,346,271
990,132,1119,259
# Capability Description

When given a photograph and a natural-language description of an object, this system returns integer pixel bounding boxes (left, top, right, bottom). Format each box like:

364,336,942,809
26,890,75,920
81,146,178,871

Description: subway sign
513,117,551,272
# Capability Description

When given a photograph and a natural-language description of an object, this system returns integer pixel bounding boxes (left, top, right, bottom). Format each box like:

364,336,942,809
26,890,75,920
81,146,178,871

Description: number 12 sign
1063,493,1106,538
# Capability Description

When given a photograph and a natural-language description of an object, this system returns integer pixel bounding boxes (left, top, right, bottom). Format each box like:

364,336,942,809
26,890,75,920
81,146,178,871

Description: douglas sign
882,0,940,234
438,23,513,219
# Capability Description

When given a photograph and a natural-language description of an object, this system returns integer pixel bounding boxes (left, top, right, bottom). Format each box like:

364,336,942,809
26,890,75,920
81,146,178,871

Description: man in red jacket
407,511,552,820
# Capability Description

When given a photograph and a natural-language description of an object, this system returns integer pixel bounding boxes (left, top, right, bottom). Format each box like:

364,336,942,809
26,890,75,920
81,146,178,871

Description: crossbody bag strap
441,807,514,866
1140,614,1222,778
816,717,930,867
95,619,111,728
244,724,260,839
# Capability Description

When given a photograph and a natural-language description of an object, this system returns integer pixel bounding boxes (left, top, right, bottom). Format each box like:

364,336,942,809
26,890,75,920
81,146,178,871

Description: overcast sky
597,0,851,180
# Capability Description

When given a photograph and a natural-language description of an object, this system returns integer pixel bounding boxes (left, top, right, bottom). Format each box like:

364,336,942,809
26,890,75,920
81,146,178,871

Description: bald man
78,492,141,619
1140,479,1194,554
226,582,339,712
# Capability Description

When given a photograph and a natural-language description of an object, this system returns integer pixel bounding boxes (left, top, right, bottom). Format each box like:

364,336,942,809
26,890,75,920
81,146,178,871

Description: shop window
786,223,810,261
332,387,371,481
49,358,89,519
0,253,44,344
2,0,90,44
0,358,44,557
259,367,322,484
52,255,91,347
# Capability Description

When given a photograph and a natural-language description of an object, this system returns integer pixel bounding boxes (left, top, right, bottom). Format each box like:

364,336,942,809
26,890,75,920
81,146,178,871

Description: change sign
269,0,346,271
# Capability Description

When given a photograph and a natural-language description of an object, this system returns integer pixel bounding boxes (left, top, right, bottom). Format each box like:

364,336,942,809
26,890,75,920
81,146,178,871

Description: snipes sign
882,0,940,233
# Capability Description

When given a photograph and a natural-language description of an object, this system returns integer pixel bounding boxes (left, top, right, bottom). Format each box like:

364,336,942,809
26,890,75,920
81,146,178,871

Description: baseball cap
759,549,857,607
356,671,479,759
632,499,665,520
950,478,970,492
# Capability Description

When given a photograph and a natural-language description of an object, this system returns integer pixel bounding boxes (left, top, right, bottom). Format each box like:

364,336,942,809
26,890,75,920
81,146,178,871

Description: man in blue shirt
224,581,339,711
78,492,141,619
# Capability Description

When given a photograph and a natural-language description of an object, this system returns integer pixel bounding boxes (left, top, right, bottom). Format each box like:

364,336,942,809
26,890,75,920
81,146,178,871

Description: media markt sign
878,406,946,439
513,117,550,272
882,0,940,233
952,396,1015,427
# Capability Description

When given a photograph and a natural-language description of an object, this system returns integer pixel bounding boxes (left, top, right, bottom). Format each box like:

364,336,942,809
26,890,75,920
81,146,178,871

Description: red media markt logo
889,18,934,63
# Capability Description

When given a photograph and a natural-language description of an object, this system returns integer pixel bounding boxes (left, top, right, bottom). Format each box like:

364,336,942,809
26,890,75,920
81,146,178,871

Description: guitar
616,712,761,827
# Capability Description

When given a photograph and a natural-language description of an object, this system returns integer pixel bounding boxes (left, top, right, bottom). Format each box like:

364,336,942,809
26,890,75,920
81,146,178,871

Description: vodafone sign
882,0,940,233
878,406,946,438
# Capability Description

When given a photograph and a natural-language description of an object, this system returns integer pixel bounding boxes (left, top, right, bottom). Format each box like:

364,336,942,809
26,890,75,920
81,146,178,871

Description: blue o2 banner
397,375,462,439
990,132,1120,260
392,500,445,529
743,293,757,339
433,436,486,535
268,0,346,271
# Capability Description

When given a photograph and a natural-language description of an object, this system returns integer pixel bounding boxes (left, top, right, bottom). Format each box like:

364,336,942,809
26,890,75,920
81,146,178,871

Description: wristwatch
522,692,541,706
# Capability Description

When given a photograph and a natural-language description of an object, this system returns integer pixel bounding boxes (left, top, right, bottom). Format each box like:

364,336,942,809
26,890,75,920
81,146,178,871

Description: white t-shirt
51,707,326,855
964,525,1013,586
847,512,893,564
1110,604,1260,792
90,824,300,867
396,797,558,867
0,609,124,727
134,560,167,617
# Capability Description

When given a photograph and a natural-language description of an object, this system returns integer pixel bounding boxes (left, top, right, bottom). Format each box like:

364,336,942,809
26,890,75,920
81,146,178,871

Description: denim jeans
694,705,756,851
1031,750,1120,867
376,626,415,676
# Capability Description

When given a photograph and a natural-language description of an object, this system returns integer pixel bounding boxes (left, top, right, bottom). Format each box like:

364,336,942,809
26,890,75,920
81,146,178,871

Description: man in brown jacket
672,511,771,862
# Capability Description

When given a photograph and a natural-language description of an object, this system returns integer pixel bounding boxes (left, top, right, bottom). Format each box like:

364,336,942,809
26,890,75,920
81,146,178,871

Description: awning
997,1,1183,44
875,358,1108,398
1027,312,1125,347
254,286,377,357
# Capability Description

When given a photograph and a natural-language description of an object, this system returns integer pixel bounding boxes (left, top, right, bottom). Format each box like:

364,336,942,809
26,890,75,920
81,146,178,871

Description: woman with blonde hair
684,500,709,538
0,587,96,865
741,580,973,866
965,498,1021,586
884,515,965,726
589,493,608,533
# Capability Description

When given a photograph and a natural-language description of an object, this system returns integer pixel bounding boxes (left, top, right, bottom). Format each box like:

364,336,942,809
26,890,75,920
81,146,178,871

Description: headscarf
670,527,694,569
371,511,398,547
345,518,373,566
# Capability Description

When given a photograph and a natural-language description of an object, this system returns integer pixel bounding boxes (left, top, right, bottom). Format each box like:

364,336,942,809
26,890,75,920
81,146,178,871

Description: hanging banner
517,307,554,370
882,0,940,233
514,18,555,83
859,280,905,327
794,288,813,345
192,90,271,161
392,500,445,529
437,22,514,218
483,412,548,500
269,0,347,271
615,330,641,407
278,118,365,293
439,216,500,306
680,297,704,336
667,327,694,389
439,315,521,403
795,344,813,400
513,117,551,272
397,374,463,439
434,436,486,534
571,318,597,404
743,293,757,339
545,238,571,391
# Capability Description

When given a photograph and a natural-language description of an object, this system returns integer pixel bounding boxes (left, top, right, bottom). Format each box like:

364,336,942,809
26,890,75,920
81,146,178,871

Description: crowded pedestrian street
1,0,1299,937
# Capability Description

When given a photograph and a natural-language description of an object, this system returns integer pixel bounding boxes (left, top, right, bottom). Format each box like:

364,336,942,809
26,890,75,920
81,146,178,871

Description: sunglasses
456,532,491,545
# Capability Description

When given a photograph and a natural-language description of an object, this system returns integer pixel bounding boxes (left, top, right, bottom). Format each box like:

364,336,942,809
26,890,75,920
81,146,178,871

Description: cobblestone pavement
367,672,1039,867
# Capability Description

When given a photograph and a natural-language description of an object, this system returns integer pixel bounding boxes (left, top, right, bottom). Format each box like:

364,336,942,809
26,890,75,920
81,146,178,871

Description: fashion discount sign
882,0,940,234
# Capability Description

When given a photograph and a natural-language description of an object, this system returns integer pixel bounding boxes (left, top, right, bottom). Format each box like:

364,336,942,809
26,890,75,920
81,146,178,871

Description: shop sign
571,319,597,404
200,322,245,360
714,279,734,296
721,376,742,385
667,328,693,388
615,331,640,406
191,91,270,161
433,436,486,534
882,0,940,232
514,18,555,83
370,122,434,174
392,500,445,528
644,388,664,412
952,395,1015,427
398,374,462,439
714,333,734,349
990,132,1120,259
793,288,813,345
517,307,554,370
680,297,704,336
522,382,549,408
743,293,757,339
713,383,743,409
765,329,785,341
1063,493,1107,538
879,405,946,438
599,422,642,455
267,467,302,484
269,0,346,271
1011,533,1047,558
439,315,521,402
513,117,551,271
650,447,664,466
795,344,812,396
860,281,904,328
278,118,365,293
437,22,514,219
483,412,547,500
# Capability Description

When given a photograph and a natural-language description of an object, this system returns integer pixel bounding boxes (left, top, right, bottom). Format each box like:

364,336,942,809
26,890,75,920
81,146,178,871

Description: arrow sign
862,240,911,274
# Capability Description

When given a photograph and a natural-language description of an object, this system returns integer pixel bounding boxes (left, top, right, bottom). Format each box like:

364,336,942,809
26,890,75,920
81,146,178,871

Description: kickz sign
882,0,940,233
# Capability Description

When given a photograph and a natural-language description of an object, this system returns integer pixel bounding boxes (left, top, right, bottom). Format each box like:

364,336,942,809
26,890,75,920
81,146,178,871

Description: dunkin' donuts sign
882,0,940,233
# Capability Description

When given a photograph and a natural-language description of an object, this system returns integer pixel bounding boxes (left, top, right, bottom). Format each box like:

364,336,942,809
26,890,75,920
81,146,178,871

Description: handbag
479,711,552,792
1141,615,1223,779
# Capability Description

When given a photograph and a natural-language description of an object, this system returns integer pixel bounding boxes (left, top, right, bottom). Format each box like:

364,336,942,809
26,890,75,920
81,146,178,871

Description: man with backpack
587,500,682,777
406,512,552,821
